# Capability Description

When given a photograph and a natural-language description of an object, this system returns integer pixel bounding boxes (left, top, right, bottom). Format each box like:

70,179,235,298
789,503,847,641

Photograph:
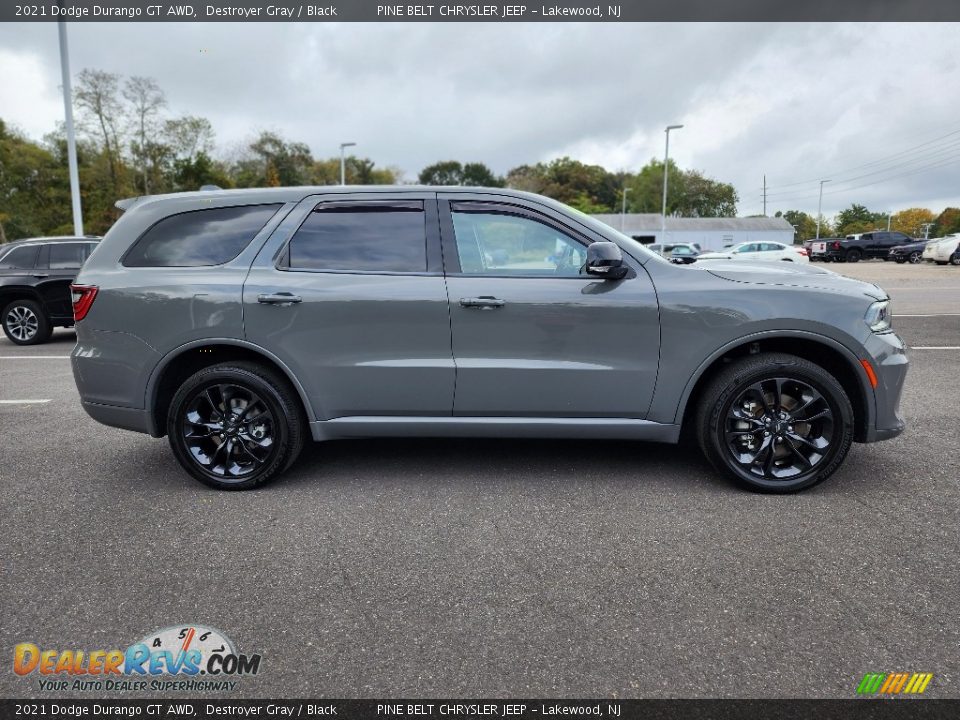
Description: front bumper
860,330,909,443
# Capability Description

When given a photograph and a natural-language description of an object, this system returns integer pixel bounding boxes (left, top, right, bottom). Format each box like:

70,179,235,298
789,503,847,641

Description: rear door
438,193,660,418
35,242,93,320
243,191,455,420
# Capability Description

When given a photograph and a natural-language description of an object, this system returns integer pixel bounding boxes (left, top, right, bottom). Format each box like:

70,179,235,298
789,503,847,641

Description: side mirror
585,242,628,280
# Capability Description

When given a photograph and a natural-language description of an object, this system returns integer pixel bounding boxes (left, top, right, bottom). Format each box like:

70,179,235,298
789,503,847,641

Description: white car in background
696,241,809,263
928,235,960,265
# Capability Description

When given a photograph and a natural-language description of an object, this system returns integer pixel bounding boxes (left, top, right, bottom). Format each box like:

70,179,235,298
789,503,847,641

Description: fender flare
144,338,319,434
671,329,875,428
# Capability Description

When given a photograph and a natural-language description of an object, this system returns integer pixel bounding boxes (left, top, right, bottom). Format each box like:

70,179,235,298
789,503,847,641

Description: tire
908,252,922,264
695,352,854,493
846,249,861,263
2,299,52,346
167,362,306,490
951,254,960,266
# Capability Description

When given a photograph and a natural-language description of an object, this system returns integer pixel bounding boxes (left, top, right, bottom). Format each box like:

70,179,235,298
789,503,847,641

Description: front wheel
2,299,52,346
167,362,306,490
696,353,854,493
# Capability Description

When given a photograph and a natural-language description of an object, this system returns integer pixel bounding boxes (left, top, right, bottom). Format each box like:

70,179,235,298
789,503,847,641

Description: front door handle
33,274,49,279
258,292,302,306
459,296,506,309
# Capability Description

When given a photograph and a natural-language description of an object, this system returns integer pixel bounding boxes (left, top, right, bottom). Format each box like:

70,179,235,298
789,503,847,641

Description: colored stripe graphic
857,672,932,694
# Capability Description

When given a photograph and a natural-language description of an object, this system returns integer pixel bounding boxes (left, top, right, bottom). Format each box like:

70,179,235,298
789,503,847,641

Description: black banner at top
3,0,960,22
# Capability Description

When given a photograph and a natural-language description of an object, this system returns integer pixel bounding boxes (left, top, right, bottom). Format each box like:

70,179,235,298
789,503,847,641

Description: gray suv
70,187,908,492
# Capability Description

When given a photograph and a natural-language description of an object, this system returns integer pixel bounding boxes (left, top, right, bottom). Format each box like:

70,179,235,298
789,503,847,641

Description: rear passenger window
285,202,426,273
48,243,86,269
123,204,281,267
0,245,38,269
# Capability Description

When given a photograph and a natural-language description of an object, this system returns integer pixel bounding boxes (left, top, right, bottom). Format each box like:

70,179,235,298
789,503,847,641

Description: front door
243,192,454,420
439,194,660,418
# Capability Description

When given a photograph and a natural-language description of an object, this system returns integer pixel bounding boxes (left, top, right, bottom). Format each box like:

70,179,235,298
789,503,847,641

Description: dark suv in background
0,236,100,345
823,231,913,263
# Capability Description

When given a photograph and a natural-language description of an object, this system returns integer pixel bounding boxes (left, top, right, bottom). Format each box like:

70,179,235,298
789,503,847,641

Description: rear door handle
257,292,302,306
33,274,49,279
459,296,506,309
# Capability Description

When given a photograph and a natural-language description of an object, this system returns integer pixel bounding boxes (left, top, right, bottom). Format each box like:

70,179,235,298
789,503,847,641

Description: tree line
774,205,960,242
1,68,956,242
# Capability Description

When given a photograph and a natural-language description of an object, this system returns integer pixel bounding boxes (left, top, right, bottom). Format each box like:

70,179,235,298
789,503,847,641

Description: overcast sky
1,21,957,217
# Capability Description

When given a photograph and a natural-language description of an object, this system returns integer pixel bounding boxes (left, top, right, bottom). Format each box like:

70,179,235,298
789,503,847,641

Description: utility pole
58,20,83,236
920,222,934,240
815,179,830,240
620,186,629,231
886,213,891,231
339,142,356,186
661,124,683,239
762,174,767,216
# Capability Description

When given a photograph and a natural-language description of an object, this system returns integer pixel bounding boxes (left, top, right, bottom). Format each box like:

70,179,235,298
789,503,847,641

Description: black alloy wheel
697,353,853,492
167,362,305,489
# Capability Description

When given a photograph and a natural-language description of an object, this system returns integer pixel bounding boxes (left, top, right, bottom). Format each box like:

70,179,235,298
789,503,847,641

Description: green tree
834,204,883,237
419,160,464,185
775,210,831,242
933,207,960,237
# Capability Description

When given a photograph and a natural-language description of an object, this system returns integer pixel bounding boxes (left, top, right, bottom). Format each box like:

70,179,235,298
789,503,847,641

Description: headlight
865,300,891,332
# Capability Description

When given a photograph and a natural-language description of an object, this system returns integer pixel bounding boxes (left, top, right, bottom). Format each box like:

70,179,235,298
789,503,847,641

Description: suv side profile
0,237,100,345
71,187,908,493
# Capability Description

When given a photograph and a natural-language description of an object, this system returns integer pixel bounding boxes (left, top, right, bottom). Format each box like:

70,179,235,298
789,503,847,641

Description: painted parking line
0,355,71,359
0,399,52,404
896,313,960,318
910,346,960,350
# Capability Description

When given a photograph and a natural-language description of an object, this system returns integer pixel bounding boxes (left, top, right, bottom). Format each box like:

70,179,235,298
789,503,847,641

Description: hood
703,261,888,300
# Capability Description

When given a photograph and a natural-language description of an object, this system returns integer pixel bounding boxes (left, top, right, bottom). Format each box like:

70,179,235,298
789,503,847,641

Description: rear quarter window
123,204,281,267
0,245,38,269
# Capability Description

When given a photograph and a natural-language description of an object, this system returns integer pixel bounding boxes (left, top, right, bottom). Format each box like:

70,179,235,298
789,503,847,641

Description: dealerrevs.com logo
13,625,262,692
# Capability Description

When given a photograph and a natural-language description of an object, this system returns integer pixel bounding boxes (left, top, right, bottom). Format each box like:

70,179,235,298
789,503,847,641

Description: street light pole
339,142,356,186
58,20,83,236
661,124,683,238
621,186,629,231
815,179,830,240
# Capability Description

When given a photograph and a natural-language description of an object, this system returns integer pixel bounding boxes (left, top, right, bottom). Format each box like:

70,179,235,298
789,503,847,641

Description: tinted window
451,211,586,277
123,204,280,267
0,245,38,269
48,243,87,269
287,202,426,272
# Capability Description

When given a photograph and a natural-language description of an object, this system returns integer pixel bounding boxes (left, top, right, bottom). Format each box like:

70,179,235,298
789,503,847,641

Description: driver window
451,211,587,277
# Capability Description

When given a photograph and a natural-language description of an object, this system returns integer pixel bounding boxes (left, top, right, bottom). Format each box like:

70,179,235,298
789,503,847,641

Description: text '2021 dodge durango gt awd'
70,187,908,492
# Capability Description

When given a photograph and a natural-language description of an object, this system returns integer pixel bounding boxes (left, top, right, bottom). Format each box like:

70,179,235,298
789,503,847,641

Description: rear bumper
80,400,157,436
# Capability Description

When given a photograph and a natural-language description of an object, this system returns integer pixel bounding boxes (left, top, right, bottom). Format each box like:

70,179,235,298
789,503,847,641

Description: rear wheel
951,254,960,266
908,251,922,264
696,353,854,493
846,249,861,263
2,299,52,346
167,362,306,490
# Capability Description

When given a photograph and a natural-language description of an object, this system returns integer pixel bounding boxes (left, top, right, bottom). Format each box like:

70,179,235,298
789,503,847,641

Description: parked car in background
646,242,701,259
823,231,913,262
929,234,960,265
70,186,907,493
887,239,930,264
669,244,700,264
696,241,809,263
0,236,101,345
809,238,842,261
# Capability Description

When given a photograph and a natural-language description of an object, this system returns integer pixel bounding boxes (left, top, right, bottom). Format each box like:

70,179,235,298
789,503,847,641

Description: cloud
0,21,957,216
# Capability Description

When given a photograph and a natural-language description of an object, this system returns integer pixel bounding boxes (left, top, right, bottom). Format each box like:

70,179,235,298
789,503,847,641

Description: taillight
832,241,841,250
70,284,98,321
798,248,809,256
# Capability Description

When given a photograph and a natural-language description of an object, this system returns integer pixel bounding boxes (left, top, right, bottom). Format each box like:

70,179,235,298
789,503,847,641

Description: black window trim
439,199,634,280
120,202,283,269
276,198,438,276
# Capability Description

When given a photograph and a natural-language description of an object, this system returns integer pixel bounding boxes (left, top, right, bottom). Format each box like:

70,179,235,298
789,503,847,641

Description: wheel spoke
783,436,813,468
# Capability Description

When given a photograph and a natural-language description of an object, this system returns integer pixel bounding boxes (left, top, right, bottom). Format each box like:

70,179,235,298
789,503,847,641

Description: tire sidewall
167,366,295,490
2,299,51,346
705,360,854,493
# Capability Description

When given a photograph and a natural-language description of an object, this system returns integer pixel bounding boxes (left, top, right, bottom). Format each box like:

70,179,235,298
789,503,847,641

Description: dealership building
591,214,796,251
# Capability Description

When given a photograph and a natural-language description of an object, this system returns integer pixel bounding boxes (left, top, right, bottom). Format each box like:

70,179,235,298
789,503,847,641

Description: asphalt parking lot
1,261,958,700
